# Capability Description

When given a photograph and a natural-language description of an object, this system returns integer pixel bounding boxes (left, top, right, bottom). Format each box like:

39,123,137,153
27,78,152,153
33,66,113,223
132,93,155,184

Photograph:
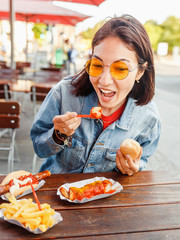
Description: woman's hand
53,112,81,136
116,147,142,176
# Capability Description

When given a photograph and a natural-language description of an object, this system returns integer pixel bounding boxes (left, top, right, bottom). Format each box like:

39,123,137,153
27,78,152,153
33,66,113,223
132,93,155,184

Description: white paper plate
1,180,45,201
0,203,63,234
57,176,123,203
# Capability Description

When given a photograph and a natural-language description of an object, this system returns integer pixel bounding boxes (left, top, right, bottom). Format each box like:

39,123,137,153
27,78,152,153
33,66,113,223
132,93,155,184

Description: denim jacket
30,78,161,174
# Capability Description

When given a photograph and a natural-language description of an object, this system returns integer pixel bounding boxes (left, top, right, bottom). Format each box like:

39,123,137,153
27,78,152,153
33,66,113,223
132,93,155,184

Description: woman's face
90,36,142,116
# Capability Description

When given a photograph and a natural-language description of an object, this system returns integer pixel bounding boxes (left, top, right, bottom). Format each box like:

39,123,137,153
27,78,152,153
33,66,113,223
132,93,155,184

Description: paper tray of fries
1,180,45,201
57,177,123,203
0,196,63,234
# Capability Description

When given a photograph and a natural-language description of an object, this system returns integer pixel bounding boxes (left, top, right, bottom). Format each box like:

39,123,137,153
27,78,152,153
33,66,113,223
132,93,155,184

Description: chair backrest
30,84,52,117
41,65,64,72
0,101,21,128
49,63,65,69
16,61,31,74
0,61,7,68
16,61,31,69
0,82,11,100
30,85,51,102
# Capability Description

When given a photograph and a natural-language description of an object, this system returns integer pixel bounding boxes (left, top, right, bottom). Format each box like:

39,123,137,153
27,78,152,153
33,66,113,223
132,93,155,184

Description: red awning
0,0,90,25
0,12,88,25
37,0,105,6
0,0,105,67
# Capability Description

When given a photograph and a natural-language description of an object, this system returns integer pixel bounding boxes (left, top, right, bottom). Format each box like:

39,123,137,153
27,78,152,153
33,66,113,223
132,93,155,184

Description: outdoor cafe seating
0,101,21,173
16,61,31,75
0,82,12,100
41,63,65,72
33,69,63,83
30,83,52,173
30,84,52,118
0,61,8,69
0,68,19,81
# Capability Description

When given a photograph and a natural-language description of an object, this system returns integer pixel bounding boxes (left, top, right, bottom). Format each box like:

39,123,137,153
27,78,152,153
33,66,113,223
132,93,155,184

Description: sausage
0,184,10,196
60,180,115,201
0,170,51,196
33,170,51,181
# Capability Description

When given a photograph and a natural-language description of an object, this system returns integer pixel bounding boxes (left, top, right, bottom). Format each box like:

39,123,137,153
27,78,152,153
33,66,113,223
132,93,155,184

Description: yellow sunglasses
85,58,141,80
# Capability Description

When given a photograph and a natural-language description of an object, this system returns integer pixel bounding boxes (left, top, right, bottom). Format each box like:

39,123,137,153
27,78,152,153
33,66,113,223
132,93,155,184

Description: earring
136,80,140,83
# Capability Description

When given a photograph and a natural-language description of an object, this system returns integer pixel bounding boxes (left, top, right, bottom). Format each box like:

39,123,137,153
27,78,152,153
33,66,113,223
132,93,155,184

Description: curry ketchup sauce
9,174,38,187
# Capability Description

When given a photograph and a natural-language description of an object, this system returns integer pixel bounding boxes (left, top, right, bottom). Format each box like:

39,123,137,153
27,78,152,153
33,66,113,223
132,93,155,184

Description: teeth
100,89,113,94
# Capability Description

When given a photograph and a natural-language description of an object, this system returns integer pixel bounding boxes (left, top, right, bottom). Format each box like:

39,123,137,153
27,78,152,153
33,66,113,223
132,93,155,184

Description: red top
102,101,126,130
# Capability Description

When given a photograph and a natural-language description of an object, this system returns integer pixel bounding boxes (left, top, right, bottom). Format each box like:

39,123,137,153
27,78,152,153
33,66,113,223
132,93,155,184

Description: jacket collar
81,91,99,115
116,97,136,130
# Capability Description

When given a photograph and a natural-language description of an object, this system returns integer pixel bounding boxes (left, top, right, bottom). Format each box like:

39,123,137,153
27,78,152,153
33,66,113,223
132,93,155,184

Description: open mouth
100,89,116,99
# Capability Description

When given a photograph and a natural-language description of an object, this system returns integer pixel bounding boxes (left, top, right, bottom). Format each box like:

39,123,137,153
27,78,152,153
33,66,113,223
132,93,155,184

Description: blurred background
0,0,180,175
0,0,180,70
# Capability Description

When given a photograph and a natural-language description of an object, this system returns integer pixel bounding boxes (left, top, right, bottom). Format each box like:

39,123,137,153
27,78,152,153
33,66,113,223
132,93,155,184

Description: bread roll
1,170,38,197
1,170,30,185
120,139,140,160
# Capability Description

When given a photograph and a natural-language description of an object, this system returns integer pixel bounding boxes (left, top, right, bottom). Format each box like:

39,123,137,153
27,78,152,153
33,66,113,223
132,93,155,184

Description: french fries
0,195,55,232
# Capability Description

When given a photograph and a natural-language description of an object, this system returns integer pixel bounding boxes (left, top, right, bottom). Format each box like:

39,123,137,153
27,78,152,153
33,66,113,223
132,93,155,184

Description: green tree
144,20,163,53
80,16,180,55
32,23,47,46
160,16,180,52
81,20,104,40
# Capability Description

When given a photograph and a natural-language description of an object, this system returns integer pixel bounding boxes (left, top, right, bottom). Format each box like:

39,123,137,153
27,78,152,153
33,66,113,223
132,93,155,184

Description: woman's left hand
116,147,142,176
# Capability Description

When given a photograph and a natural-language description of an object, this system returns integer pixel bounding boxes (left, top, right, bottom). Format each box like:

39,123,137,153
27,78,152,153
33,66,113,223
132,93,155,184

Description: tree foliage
81,20,104,40
159,16,180,52
80,16,180,54
144,20,163,52
32,23,47,46
144,16,180,53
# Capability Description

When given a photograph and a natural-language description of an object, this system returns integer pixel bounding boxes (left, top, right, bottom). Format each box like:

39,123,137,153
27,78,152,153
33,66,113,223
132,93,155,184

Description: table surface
0,79,56,93
0,171,180,239
40,67,63,71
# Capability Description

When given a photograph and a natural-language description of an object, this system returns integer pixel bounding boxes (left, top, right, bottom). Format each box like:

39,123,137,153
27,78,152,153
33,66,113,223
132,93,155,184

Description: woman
31,14,161,176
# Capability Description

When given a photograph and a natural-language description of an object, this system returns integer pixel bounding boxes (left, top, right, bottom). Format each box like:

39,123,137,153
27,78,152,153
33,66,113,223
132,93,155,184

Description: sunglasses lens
111,61,129,80
85,58,103,77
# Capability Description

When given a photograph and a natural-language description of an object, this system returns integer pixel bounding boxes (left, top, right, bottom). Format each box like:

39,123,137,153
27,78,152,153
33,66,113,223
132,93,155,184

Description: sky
53,0,180,33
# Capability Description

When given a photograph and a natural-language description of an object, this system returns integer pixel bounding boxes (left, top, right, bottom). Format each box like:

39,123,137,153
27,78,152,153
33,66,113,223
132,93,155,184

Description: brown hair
71,14,155,105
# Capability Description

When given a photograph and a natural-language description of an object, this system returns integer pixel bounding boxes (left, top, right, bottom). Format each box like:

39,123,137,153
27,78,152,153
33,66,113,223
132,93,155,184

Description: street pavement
145,59,180,176
0,58,180,176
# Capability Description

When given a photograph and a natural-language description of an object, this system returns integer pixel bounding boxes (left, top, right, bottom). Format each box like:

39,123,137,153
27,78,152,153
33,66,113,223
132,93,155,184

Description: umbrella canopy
0,0,89,25
39,0,105,6
0,0,101,68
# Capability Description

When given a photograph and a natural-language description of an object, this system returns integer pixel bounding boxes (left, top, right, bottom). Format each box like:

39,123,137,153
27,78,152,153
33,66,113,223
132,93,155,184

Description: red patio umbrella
38,0,105,6
0,0,89,25
0,0,92,67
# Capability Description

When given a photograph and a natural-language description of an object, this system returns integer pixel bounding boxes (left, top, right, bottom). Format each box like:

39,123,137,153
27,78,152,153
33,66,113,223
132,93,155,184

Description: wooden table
41,67,63,72
0,79,56,93
0,171,180,239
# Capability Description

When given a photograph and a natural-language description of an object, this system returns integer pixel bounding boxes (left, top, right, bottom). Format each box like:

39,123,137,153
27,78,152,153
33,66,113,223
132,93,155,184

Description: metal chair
0,101,21,172
30,84,52,118
0,82,12,100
